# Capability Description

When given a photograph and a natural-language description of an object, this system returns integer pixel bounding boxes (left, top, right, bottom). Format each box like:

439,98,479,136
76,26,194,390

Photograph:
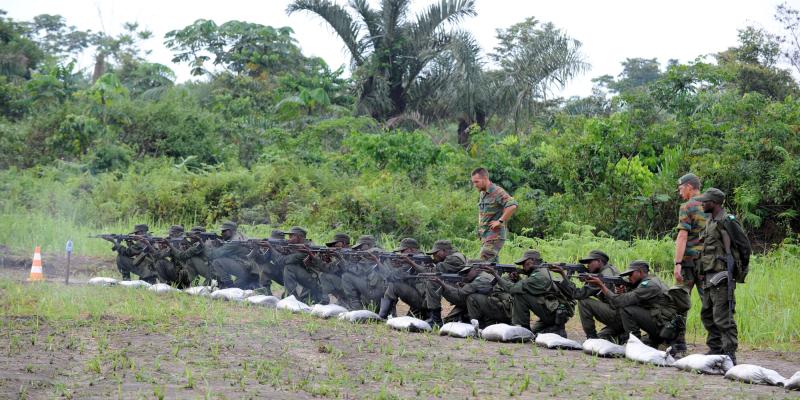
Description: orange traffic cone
27,246,44,282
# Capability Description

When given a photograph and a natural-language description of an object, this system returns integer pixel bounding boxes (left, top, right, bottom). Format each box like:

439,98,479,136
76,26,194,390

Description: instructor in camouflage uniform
471,167,518,262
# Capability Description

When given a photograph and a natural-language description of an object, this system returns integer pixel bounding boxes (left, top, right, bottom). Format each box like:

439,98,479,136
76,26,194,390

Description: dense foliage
1,4,799,253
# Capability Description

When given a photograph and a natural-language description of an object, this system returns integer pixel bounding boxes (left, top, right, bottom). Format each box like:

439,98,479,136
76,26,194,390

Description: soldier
672,172,707,356
209,221,257,289
418,240,467,327
103,224,157,283
252,229,289,295
280,227,323,303
429,266,503,328
697,188,744,364
585,261,677,347
153,225,191,288
341,235,388,310
470,167,518,262
570,250,624,341
378,238,427,319
180,225,215,286
316,232,351,304
492,250,574,337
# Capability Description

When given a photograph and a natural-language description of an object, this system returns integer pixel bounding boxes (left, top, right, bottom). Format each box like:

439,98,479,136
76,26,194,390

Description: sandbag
386,316,432,332
535,333,582,350
88,277,117,286
624,334,675,367
673,354,734,375
148,283,178,293
184,286,213,296
439,322,478,338
582,338,626,357
210,288,252,301
338,310,382,323
724,364,787,386
118,280,151,288
785,371,800,390
276,295,311,313
480,324,533,343
245,295,279,307
310,304,349,319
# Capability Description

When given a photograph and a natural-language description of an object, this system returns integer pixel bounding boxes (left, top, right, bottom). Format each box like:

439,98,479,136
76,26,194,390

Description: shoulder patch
640,280,650,287
727,215,736,220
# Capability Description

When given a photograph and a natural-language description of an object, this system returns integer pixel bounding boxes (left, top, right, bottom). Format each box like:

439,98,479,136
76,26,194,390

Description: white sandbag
386,316,432,332
310,304,349,319
338,310,382,323
535,333,582,350
480,324,533,343
184,286,213,296
582,338,626,357
88,277,117,286
673,354,735,375
439,322,478,338
724,364,787,386
148,283,178,293
245,295,279,307
276,295,311,313
624,334,675,366
117,280,151,288
210,288,251,301
785,371,800,390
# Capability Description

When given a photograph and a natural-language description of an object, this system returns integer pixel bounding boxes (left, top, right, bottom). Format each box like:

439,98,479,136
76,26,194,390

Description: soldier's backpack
722,215,752,283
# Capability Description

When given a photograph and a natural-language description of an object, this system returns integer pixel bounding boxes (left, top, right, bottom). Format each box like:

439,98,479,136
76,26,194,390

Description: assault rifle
467,261,519,274
379,252,435,266
408,272,464,283
90,234,140,242
542,262,589,275
575,273,632,289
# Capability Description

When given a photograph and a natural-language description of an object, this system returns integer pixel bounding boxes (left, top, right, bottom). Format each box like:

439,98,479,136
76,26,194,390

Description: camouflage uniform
463,273,513,328
209,221,255,289
113,224,157,283
316,233,351,304
495,250,574,337
570,250,623,340
697,188,739,359
379,238,427,318
605,262,676,346
175,226,214,286
422,240,467,324
153,225,192,288
478,183,518,261
252,230,288,295
281,227,323,303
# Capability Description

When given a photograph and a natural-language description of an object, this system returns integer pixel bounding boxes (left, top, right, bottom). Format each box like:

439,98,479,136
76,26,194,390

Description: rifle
188,232,221,241
408,272,464,283
719,229,736,315
542,262,589,275
575,273,632,290
378,252,435,266
467,261,519,274
89,234,139,242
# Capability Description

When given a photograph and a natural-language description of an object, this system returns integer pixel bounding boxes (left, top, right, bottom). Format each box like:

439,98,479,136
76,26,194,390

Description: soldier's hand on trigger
508,271,520,282
479,266,498,277
430,277,444,286
613,284,626,294
548,264,566,276
584,275,603,287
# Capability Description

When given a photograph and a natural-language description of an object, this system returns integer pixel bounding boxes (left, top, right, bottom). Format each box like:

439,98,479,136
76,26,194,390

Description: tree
489,17,589,131
0,11,45,79
25,14,91,59
775,2,800,76
287,0,478,120
593,58,662,95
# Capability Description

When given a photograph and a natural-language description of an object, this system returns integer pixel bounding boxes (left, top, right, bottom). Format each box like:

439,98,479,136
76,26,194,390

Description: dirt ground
1,246,798,399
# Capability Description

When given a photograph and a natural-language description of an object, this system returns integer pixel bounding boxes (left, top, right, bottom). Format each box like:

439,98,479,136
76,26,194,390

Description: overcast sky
4,0,796,97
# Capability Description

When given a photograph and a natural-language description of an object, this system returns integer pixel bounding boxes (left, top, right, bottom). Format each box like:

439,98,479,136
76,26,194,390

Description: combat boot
378,298,395,320
725,352,737,365
426,308,443,328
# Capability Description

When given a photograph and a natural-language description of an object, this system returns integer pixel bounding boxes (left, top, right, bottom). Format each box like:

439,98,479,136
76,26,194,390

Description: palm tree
287,0,477,120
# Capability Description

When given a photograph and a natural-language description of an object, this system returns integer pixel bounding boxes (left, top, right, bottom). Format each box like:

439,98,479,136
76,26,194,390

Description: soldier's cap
620,260,650,276
288,226,307,237
131,224,149,234
352,235,376,250
394,237,419,252
326,233,351,247
270,229,287,239
514,250,542,265
677,173,701,188
220,221,237,232
169,225,185,234
696,188,725,204
190,225,206,233
425,239,453,254
480,247,498,259
579,250,609,264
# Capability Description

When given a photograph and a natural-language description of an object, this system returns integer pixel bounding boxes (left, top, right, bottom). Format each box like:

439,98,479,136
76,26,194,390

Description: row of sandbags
88,277,799,390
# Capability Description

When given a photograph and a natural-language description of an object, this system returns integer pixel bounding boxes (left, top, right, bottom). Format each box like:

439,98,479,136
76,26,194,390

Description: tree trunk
92,53,106,83
457,118,470,148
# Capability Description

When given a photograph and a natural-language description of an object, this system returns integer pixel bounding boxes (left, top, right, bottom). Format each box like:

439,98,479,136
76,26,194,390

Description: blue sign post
65,240,73,284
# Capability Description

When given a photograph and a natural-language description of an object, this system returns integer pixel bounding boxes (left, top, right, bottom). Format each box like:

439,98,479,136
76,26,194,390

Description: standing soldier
672,173,707,356
697,188,749,365
470,167,518,262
